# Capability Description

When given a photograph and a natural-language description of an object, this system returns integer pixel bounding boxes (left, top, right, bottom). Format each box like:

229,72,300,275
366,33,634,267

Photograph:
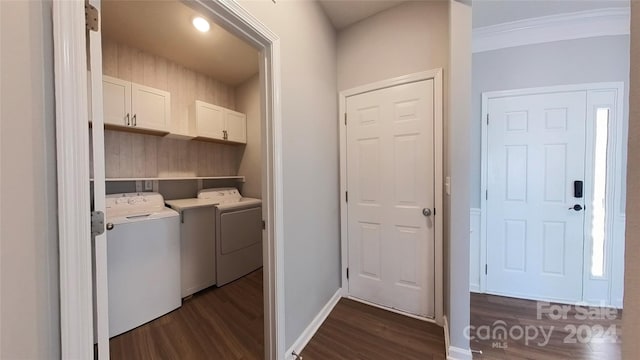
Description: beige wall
102,130,242,178
0,0,60,358
237,1,340,349
623,2,640,358
337,0,449,91
236,75,262,199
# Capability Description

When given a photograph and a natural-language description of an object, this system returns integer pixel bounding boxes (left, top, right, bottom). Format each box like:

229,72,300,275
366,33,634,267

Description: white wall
237,1,340,349
471,35,631,208
337,1,449,91
448,1,472,353
236,74,262,199
0,0,60,358
623,2,639,358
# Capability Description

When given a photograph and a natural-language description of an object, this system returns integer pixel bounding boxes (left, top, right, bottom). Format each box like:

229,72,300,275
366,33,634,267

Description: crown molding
473,7,630,53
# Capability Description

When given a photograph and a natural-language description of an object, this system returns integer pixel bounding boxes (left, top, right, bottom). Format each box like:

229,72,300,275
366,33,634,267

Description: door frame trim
480,82,626,306
52,0,286,358
338,69,445,325
52,1,94,357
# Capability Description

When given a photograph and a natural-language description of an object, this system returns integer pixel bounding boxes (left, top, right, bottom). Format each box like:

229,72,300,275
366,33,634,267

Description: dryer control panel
197,187,242,204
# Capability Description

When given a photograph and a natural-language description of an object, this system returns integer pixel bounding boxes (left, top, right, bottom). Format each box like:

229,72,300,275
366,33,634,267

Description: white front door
346,80,435,318
486,91,587,302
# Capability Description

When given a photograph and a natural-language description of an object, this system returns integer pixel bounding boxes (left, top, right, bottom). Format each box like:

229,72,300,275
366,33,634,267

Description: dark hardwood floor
108,268,447,360
117,271,618,360
470,293,622,359
110,268,264,360
301,299,446,360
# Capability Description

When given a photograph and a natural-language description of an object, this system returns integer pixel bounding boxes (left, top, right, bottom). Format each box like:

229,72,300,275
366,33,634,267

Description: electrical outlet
135,181,142,192
144,180,153,191
445,176,451,195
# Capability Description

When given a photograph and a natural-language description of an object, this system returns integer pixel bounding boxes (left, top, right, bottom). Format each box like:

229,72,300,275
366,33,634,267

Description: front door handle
422,208,432,217
569,204,584,211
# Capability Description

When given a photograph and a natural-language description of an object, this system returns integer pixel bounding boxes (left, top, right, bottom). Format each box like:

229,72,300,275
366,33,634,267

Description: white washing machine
197,188,263,286
105,192,181,337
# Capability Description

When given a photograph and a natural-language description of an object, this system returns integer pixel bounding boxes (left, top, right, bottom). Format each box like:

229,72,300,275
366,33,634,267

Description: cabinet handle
126,113,130,126
132,114,137,127
223,130,228,140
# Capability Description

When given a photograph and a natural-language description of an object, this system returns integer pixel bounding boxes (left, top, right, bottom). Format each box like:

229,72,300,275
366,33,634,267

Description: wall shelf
90,176,245,182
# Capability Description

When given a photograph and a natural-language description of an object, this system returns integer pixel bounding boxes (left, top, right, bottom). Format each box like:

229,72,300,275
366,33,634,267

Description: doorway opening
52,0,284,358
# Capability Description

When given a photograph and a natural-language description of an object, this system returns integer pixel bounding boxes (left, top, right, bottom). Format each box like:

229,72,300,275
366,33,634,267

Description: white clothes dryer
197,188,262,286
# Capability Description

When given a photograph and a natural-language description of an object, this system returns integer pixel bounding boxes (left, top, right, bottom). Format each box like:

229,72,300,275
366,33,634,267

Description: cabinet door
131,83,170,132
180,207,216,297
103,75,131,127
195,101,225,140
224,109,247,144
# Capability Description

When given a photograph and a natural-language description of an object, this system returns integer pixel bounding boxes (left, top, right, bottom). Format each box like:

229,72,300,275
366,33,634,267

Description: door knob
422,208,432,217
106,223,114,231
569,204,583,211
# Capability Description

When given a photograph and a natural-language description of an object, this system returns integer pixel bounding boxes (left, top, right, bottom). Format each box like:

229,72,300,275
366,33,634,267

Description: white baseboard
444,315,472,360
285,288,342,359
443,315,450,354
448,346,473,360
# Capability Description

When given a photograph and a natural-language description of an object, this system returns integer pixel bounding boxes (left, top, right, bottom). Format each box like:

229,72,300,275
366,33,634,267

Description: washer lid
106,192,167,219
107,207,178,225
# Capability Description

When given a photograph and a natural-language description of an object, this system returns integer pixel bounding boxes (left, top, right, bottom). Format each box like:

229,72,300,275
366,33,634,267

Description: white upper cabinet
131,83,170,132
224,109,247,144
103,76,132,127
192,100,225,140
102,75,170,133
191,100,246,144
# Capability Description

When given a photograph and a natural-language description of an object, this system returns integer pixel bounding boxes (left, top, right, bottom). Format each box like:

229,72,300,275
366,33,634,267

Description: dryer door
220,207,262,253
217,206,263,286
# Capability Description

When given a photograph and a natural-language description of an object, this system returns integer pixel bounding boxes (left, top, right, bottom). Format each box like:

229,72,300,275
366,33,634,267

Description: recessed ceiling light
192,17,210,32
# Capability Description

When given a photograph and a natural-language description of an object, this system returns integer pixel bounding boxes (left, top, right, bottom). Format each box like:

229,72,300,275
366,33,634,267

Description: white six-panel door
346,80,435,318
486,91,587,303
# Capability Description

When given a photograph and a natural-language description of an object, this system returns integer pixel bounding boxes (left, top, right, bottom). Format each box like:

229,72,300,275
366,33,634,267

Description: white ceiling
101,0,259,86
318,0,406,30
